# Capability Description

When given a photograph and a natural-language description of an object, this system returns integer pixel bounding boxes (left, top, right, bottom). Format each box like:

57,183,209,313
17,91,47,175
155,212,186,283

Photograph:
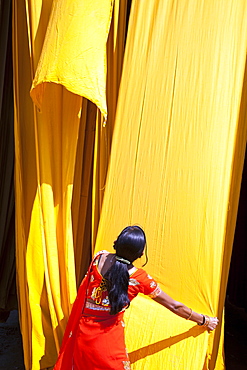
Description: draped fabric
13,0,115,369
91,0,130,250
73,0,130,285
95,1,247,369
30,0,114,120
11,0,247,370
0,0,17,316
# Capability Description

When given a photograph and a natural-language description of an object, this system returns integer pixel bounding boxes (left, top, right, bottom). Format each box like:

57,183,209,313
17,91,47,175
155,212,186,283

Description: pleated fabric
13,0,247,369
13,0,114,369
94,1,247,369
91,0,129,249
30,0,114,119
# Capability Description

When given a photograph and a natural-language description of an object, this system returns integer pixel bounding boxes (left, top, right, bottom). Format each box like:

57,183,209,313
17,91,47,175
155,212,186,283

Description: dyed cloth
53,252,160,370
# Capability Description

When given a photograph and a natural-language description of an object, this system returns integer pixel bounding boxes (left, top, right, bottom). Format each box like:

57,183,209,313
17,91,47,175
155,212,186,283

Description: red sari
53,252,160,370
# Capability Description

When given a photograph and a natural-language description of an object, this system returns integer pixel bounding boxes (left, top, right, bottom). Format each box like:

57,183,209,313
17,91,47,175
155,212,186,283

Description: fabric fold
30,0,114,119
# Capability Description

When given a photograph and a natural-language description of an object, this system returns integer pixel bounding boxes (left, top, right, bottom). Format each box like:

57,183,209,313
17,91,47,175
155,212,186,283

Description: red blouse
85,252,161,313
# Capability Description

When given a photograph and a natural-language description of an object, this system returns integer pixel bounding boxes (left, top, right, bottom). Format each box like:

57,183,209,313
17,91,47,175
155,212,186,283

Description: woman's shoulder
131,268,148,279
132,268,156,282
92,250,109,262
94,250,109,257
93,251,116,275
130,268,160,296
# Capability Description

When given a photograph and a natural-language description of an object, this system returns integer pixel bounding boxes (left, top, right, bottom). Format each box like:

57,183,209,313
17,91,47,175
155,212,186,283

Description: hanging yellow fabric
92,0,129,248
95,1,247,369
13,1,56,368
30,0,114,119
72,98,97,286
71,0,129,286
13,0,114,369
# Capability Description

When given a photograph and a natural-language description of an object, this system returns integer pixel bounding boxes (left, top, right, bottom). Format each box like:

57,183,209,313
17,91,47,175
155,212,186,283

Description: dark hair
104,226,146,315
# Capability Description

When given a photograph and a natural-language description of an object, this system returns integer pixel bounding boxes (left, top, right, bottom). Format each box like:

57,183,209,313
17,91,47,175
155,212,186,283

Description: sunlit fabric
95,1,247,369
92,0,129,248
13,0,114,369
13,0,247,369
30,0,114,119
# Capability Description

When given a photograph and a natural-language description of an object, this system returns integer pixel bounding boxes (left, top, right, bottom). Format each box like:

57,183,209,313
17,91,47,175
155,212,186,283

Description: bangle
198,315,210,327
186,308,193,320
203,315,210,327
198,314,205,326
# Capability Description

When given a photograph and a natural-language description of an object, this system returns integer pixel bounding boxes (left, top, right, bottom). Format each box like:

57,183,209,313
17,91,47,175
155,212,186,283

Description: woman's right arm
153,290,219,331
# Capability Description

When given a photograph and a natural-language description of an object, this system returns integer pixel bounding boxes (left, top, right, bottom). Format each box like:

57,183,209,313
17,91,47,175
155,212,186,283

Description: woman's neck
98,252,137,276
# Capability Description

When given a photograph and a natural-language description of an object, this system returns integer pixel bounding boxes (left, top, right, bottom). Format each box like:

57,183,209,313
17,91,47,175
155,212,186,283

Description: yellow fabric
30,0,114,119
72,0,129,285
13,0,247,369
13,0,113,369
72,98,98,286
95,1,247,369
92,0,129,247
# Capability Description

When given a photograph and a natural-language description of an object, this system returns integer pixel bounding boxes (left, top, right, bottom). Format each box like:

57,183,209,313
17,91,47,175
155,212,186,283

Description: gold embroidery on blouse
91,278,108,305
129,278,140,286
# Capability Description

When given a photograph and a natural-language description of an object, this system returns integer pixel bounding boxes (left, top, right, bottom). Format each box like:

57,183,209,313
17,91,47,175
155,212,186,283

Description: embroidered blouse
85,252,161,313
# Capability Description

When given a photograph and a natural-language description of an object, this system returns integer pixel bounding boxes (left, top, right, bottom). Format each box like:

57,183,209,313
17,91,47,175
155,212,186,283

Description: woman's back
97,252,137,277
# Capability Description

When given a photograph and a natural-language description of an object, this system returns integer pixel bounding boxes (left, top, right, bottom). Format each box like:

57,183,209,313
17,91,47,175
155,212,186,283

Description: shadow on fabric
129,326,201,363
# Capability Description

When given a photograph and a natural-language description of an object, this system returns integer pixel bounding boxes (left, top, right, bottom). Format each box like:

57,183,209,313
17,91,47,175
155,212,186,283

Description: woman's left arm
153,290,219,331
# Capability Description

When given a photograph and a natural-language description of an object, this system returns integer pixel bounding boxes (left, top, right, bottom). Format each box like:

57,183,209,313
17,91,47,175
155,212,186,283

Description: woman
54,225,219,370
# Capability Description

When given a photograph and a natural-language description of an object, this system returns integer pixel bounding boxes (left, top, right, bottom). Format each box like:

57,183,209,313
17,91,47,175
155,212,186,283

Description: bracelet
197,314,206,326
203,315,210,327
198,315,210,327
186,308,193,320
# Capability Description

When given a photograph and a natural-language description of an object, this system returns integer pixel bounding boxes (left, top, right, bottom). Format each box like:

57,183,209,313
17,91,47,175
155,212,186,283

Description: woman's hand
207,316,219,331
197,314,219,331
